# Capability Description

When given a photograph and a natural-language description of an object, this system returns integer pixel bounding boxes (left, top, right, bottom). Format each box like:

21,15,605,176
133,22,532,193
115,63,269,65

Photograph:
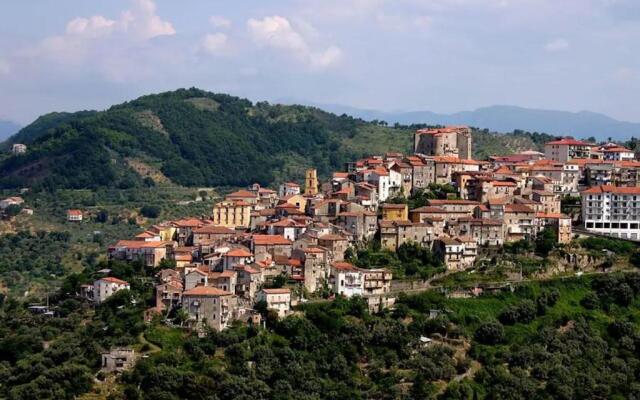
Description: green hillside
0,89,551,190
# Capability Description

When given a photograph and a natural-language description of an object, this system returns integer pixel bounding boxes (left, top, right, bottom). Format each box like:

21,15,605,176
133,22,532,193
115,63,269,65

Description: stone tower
304,168,318,196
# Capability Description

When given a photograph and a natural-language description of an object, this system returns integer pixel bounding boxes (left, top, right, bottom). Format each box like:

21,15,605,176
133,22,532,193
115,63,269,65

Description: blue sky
1,0,639,124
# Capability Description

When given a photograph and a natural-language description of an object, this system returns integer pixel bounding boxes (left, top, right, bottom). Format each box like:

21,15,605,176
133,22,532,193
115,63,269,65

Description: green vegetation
387,183,459,209
4,249,640,399
347,241,445,279
1,89,563,191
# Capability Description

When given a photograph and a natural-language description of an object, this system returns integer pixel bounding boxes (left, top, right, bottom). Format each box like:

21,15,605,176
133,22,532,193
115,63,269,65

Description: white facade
581,186,640,240
256,289,291,317
330,264,364,297
93,278,130,303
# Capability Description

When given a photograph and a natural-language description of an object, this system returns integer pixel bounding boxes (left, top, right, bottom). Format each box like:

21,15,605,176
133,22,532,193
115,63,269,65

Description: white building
601,145,635,161
581,185,640,240
256,288,291,317
278,182,301,198
93,277,130,303
11,144,26,154
222,248,253,270
67,209,83,221
0,196,24,210
330,262,364,297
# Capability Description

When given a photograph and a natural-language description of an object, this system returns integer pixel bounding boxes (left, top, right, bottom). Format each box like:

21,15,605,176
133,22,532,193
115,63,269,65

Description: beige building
212,200,251,228
182,286,237,331
305,168,319,196
414,126,473,159
544,137,593,163
434,237,477,271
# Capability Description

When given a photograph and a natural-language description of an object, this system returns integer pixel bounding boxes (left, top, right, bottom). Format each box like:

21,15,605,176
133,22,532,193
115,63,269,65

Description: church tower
304,168,318,196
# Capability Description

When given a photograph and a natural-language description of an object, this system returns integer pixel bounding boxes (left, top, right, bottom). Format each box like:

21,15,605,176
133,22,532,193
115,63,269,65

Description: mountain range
0,88,557,190
275,99,640,141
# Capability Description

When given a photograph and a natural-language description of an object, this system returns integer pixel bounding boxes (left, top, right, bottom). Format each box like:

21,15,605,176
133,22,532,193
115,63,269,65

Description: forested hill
0,89,552,190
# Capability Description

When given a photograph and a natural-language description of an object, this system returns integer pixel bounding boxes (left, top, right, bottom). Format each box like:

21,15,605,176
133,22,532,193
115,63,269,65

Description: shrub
474,320,505,344
140,205,161,218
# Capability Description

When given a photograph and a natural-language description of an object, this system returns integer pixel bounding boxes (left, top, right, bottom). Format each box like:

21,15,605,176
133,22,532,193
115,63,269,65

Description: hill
277,99,640,141
0,89,551,190
0,120,21,142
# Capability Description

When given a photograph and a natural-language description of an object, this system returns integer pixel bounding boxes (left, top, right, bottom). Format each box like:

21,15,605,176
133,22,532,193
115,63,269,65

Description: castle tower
304,168,318,196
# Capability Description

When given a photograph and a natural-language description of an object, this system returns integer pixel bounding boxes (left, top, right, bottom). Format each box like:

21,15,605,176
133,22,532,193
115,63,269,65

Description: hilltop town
70,125,639,333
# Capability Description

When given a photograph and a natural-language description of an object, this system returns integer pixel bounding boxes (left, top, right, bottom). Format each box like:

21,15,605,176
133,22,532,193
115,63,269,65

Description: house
379,219,436,251
222,248,253,270
192,225,236,245
380,203,409,221
336,211,377,241
0,196,24,209
93,277,130,303
108,240,174,268
330,262,364,297
184,269,208,290
209,270,237,293
182,286,237,331
256,288,291,317
279,182,301,197
155,281,183,311
456,217,505,246
251,234,293,262
11,143,27,154
212,200,252,228
101,348,135,373
266,218,307,241
234,265,263,300
544,137,594,163
317,234,350,262
225,189,259,206
172,218,205,245
359,268,392,295
434,237,477,271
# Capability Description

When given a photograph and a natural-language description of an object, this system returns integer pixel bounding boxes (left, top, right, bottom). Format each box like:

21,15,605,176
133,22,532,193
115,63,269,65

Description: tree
4,204,22,217
140,205,161,218
95,209,109,223
474,320,505,344
535,228,557,256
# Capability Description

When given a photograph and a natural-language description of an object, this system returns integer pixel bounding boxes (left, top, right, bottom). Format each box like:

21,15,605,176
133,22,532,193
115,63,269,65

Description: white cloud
247,16,342,68
210,15,232,29
120,0,176,39
544,38,569,52
66,16,116,37
201,33,230,55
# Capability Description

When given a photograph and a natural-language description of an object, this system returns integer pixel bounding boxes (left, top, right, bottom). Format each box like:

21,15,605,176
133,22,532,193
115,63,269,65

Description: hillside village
69,126,640,332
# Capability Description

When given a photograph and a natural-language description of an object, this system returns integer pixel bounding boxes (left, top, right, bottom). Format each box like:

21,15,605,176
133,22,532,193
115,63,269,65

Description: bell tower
304,168,318,196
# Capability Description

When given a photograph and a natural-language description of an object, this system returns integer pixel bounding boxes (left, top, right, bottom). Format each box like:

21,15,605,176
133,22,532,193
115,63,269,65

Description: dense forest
3,257,640,399
0,88,555,191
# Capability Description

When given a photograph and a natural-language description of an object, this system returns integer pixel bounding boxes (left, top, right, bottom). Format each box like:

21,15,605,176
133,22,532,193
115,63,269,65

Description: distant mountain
275,99,640,141
0,120,21,142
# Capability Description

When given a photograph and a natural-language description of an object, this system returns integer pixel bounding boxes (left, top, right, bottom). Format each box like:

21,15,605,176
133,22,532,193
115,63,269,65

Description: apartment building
581,185,640,240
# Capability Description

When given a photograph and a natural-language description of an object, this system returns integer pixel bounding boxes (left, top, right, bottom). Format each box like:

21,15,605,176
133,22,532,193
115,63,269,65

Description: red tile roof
99,277,129,285
183,286,232,296
581,185,640,195
545,138,592,146
252,235,292,246
225,248,253,257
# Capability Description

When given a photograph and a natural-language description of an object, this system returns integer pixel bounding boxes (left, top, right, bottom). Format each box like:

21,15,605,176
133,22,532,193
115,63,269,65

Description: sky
0,0,639,125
